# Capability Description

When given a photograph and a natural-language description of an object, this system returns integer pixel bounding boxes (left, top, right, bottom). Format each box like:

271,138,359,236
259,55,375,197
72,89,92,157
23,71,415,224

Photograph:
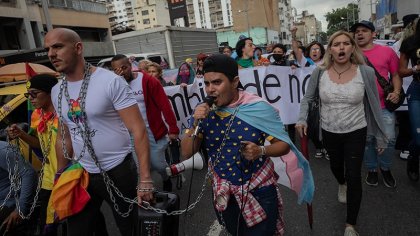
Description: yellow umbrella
0,62,57,82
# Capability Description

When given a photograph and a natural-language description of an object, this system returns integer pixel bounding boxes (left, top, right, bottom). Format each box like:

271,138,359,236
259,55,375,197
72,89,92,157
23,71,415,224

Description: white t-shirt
51,67,137,173
129,73,149,127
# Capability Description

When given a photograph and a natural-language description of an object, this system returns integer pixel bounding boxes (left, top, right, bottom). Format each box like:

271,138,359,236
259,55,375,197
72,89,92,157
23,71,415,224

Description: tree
325,3,359,36
318,32,328,45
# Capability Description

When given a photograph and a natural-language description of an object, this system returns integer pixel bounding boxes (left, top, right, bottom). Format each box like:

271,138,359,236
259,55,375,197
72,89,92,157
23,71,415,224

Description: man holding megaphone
180,54,295,235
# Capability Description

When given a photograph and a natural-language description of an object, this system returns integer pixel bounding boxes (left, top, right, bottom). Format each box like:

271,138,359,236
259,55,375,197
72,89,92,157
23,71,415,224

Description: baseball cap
402,14,419,28
350,20,375,32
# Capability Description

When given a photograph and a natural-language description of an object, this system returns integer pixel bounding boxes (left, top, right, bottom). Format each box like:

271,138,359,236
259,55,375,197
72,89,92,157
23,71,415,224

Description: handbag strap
315,68,322,98
364,56,390,89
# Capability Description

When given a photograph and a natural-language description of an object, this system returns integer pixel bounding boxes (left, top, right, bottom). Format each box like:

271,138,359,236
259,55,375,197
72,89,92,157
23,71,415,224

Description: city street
102,140,420,236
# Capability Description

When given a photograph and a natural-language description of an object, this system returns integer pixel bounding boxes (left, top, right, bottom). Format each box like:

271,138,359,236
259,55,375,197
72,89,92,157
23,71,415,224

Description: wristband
413,65,419,74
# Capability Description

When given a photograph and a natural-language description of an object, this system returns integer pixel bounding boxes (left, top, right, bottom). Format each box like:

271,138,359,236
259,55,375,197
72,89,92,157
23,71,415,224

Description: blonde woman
296,31,388,236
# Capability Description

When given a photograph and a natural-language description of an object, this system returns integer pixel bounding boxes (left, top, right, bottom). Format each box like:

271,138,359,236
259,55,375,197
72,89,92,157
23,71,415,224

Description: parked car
0,82,42,170
97,53,169,70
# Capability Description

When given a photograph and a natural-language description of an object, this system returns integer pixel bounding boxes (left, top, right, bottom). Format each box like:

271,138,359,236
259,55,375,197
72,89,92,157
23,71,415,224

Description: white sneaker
400,150,410,160
338,184,347,204
344,226,359,236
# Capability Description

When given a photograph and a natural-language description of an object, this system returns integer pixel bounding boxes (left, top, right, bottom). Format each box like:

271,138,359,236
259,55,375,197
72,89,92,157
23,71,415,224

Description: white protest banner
163,66,315,133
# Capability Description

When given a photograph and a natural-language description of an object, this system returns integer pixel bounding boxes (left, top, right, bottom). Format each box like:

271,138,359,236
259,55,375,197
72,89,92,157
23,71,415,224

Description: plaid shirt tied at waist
211,158,285,235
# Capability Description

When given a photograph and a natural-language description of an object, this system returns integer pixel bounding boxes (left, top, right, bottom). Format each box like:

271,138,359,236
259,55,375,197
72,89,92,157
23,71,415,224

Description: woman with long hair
296,31,387,236
399,17,420,181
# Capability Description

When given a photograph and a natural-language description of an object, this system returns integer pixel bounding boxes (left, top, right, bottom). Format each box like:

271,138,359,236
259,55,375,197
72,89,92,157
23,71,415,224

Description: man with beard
44,28,153,236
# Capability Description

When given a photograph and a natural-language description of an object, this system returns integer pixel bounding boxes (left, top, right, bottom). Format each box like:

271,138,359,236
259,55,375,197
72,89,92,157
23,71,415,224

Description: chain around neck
57,61,92,161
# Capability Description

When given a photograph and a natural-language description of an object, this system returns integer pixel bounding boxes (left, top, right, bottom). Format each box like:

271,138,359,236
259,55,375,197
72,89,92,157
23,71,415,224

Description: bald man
44,28,153,236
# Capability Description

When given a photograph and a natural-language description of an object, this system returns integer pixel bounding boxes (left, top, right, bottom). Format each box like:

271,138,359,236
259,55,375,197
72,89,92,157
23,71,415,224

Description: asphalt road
101,141,420,236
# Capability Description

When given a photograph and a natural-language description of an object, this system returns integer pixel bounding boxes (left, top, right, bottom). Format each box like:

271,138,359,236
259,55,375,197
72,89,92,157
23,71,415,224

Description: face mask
273,54,284,62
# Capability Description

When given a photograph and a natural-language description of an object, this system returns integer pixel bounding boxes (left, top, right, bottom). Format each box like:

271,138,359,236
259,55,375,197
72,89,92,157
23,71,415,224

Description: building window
153,18,155,21
143,19,150,24
142,10,149,15
151,9,154,12
137,12,139,15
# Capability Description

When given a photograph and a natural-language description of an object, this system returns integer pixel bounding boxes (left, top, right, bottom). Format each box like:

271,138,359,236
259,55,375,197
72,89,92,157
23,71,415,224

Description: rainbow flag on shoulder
47,162,90,223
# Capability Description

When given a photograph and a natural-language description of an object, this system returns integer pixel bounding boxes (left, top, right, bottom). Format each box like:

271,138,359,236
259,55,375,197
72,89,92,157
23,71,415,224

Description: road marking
207,219,223,236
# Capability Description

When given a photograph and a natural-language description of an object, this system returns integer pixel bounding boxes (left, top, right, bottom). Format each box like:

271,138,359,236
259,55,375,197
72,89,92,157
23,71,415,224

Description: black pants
38,189,57,236
66,155,138,236
322,127,367,225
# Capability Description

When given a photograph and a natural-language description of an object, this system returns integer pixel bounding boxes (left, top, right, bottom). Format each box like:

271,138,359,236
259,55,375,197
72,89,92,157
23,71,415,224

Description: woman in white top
296,31,387,236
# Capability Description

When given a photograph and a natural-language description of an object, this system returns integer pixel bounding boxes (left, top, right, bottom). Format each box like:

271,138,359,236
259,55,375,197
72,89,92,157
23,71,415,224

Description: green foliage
318,32,328,44
325,3,359,36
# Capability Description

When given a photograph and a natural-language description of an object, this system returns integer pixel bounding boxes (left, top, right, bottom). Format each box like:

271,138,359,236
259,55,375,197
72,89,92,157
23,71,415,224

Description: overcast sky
292,0,354,31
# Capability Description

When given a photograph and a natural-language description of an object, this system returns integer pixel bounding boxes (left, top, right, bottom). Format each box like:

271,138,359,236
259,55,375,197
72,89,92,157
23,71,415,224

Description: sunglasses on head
24,90,43,98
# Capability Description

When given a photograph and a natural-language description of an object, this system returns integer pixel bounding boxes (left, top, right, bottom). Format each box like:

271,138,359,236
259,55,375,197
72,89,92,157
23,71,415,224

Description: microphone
192,96,215,137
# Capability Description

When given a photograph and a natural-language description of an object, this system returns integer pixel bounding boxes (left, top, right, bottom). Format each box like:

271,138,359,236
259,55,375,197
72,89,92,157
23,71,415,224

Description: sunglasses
24,91,43,98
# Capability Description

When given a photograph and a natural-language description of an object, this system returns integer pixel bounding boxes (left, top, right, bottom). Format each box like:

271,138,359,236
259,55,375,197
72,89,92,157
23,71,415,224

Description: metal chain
57,62,92,162
139,107,240,218
38,110,55,158
1,138,48,220
57,62,135,217
56,63,240,217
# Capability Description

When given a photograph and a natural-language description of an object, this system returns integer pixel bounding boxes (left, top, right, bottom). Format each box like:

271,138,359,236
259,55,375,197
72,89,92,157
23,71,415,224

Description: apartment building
0,0,113,65
107,0,135,32
134,0,170,30
186,0,233,29
296,10,321,45
278,0,292,46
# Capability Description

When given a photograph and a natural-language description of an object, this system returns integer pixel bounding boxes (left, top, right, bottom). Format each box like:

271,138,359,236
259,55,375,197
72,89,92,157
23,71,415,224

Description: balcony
1,0,17,7
48,0,107,14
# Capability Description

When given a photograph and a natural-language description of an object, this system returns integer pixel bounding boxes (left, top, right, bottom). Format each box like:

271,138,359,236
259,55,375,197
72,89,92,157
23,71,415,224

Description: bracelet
260,146,266,157
139,180,154,184
137,187,155,192
413,65,419,74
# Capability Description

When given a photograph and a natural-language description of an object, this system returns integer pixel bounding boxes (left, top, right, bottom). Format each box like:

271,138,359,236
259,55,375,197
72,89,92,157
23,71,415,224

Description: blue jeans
364,109,396,171
408,80,420,158
132,129,169,180
215,185,279,236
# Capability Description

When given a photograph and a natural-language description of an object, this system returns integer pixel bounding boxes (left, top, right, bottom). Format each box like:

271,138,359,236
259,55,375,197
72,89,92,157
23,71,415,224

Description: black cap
402,14,419,28
203,54,242,89
350,20,375,32
26,74,58,93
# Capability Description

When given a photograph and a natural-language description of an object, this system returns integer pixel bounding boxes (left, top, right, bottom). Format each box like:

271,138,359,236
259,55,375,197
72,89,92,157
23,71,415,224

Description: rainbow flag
47,163,90,223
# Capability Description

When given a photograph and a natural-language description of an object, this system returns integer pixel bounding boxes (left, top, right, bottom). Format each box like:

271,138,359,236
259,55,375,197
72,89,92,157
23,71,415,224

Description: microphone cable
236,143,253,235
